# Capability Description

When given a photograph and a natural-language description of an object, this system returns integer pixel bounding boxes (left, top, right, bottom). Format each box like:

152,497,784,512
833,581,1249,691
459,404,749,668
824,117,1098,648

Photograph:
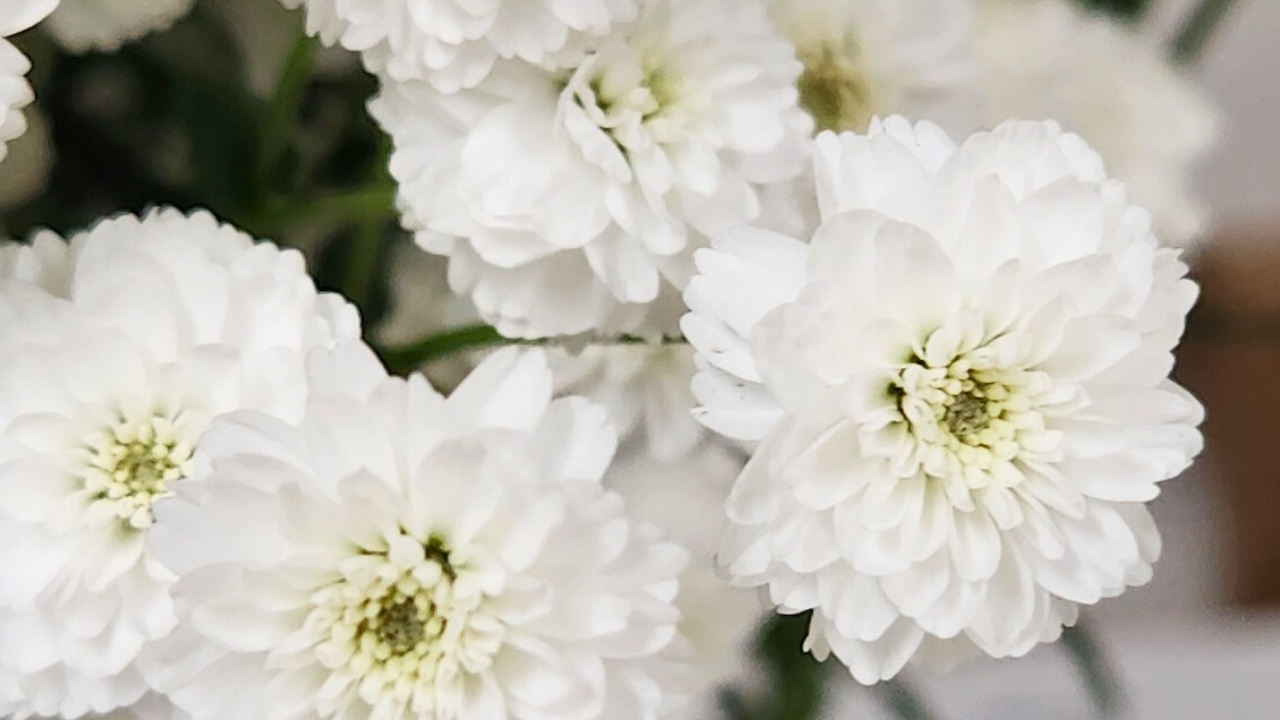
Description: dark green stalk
1061,620,1125,718
1172,0,1243,64
257,34,318,193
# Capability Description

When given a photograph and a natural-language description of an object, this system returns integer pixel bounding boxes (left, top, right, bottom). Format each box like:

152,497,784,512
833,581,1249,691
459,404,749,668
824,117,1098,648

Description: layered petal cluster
770,0,977,135
683,118,1203,683
608,444,765,718
550,344,704,461
43,0,195,53
280,0,638,92
0,208,360,717
0,0,58,164
370,0,811,338
146,346,689,720
973,0,1220,248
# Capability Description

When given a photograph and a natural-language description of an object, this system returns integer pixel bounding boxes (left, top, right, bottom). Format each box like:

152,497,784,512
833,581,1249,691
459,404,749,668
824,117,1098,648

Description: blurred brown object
1179,224,1280,607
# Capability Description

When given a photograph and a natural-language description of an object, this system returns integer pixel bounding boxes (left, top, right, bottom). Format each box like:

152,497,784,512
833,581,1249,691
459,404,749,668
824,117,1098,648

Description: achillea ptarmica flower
683,118,1204,683
0,208,360,717
769,0,977,135
973,0,1220,248
146,346,690,720
550,344,705,462
280,0,639,92
608,444,766,718
42,0,196,53
370,0,811,339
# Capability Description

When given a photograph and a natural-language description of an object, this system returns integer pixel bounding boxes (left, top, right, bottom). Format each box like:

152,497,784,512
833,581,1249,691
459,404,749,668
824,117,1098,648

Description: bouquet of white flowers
0,0,1234,718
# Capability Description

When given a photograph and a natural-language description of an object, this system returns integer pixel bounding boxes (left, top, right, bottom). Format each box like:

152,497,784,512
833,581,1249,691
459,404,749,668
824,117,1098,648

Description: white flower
0,41,32,166
682,118,1204,683
549,344,704,462
95,693,190,720
280,0,638,92
145,346,689,720
42,0,195,53
0,0,59,37
370,0,810,338
769,0,977,135
972,0,1220,248
0,208,361,717
607,443,765,718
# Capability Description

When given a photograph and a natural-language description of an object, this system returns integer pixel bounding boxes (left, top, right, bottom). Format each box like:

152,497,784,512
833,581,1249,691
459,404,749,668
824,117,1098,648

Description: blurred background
3,0,1280,718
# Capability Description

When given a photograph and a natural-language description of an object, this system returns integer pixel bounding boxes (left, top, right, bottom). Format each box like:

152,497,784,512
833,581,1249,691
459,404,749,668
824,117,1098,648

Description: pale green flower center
797,42,875,134
81,415,194,531
308,533,505,715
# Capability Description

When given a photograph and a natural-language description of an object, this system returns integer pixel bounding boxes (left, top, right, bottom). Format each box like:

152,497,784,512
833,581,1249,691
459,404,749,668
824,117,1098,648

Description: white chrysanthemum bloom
682,118,1204,683
279,0,638,92
608,443,764,718
145,346,689,720
550,344,704,462
0,208,361,717
370,0,810,338
973,0,1219,248
769,0,976,135
42,0,195,53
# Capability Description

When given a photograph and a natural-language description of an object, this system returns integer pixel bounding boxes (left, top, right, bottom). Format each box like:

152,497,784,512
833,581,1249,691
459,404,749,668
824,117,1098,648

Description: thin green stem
872,678,942,720
1172,0,1242,64
265,184,398,231
374,323,688,374
1061,619,1125,718
257,34,318,192
344,221,387,313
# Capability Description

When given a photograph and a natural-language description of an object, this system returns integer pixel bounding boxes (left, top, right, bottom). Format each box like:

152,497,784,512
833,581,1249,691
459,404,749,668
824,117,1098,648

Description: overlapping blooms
371,0,811,339
770,0,976,135
550,344,705,461
973,0,1220,248
683,118,1203,682
146,346,689,720
0,208,360,717
279,0,639,92
606,443,765,717
42,0,196,53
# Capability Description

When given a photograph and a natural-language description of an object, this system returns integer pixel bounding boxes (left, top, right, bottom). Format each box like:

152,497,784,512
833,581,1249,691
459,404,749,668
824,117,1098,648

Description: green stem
872,678,942,720
1172,0,1242,64
344,221,387,313
257,33,318,192
1061,620,1125,718
266,184,398,231
375,323,689,374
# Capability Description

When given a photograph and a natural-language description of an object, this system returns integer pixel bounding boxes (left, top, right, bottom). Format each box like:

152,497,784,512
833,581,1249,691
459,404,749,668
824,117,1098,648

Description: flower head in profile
281,0,639,92
770,0,977,135
607,443,765,717
146,346,689,720
0,208,360,717
0,0,58,164
973,0,1220,247
370,0,810,338
42,0,195,53
550,343,705,462
683,118,1203,683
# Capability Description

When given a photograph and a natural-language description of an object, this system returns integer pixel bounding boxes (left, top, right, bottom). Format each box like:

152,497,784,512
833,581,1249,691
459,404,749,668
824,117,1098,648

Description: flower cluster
0,0,1218,717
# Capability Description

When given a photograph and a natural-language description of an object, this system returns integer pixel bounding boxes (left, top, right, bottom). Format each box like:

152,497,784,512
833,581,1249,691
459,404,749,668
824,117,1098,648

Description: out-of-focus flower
550,344,704,462
0,0,58,164
96,693,189,720
280,0,639,92
370,0,810,339
0,208,361,717
769,0,977,135
146,346,690,720
43,0,196,53
973,0,1220,248
683,118,1203,683
607,443,765,718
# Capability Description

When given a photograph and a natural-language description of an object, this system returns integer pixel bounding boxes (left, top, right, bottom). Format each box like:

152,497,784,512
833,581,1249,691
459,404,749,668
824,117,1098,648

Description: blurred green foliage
1076,0,1150,21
